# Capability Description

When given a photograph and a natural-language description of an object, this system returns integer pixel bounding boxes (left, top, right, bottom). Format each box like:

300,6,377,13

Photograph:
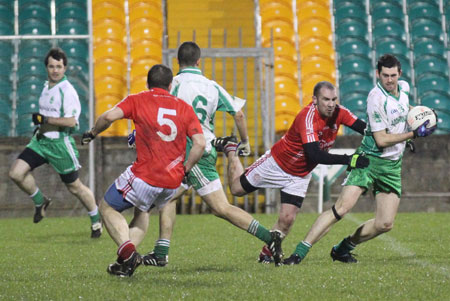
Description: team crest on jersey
50,96,54,104
373,111,382,123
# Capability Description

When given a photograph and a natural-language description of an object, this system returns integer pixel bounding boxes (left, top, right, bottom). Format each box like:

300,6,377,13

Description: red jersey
271,102,357,177
117,88,203,189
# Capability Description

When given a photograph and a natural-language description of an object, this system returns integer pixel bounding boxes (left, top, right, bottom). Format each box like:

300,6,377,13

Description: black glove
406,139,415,153
32,113,48,125
348,154,369,169
182,169,190,185
81,130,95,145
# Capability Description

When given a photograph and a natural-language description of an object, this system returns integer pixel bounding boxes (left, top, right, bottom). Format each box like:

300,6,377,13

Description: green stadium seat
335,19,368,42
17,76,44,98
372,19,406,43
339,56,373,78
336,38,371,60
445,5,450,31
0,4,14,30
335,3,366,25
59,39,88,61
67,58,89,82
420,92,450,113
19,40,52,60
56,18,88,35
56,2,87,23
18,4,50,22
416,75,450,98
410,19,444,43
0,78,11,101
414,57,449,81
0,58,12,81
434,109,450,134
371,0,403,11
0,115,11,136
371,3,403,26
339,75,373,98
16,98,39,116
413,38,446,59
55,0,86,9
408,2,440,25
0,41,13,59
375,38,409,62
19,0,50,8
0,19,13,35
16,114,36,137
19,18,51,35
342,94,367,113
17,58,47,80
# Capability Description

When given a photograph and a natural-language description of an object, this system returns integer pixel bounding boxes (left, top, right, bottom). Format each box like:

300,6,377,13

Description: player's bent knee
375,222,394,233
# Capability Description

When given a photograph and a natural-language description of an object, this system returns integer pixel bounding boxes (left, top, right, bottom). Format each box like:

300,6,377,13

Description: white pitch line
346,214,450,278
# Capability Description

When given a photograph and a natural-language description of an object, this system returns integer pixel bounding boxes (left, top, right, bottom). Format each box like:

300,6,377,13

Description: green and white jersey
360,80,410,160
38,76,81,139
171,67,245,153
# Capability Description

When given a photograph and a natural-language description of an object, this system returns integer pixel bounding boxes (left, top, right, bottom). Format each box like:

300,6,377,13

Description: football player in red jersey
214,81,369,264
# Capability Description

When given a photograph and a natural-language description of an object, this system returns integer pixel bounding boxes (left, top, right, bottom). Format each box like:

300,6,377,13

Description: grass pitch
1,212,449,300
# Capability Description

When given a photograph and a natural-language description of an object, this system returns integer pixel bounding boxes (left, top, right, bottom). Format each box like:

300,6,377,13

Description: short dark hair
147,64,173,90
44,48,67,66
377,54,401,73
313,81,335,98
177,41,201,67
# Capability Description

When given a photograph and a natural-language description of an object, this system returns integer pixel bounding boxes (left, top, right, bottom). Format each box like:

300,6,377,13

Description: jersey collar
47,75,67,89
149,87,170,95
177,67,202,75
376,81,400,100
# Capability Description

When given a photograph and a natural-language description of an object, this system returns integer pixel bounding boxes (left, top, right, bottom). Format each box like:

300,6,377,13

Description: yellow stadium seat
299,37,335,61
94,58,126,81
96,96,119,117
93,2,125,25
130,39,162,62
93,39,126,61
129,2,163,26
297,0,329,9
130,77,148,94
129,19,163,45
301,74,336,98
260,4,294,25
298,18,332,44
95,76,126,99
92,0,124,8
93,19,126,44
275,75,300,99
260,0,292,8
301,56,336,78
274,57,298,81
275,111,296,133
275,96,301,114
297,1,330,23
130,58,159,82
268,39,297,61
261,20,295,44
114,119,130,136
128,0,161,9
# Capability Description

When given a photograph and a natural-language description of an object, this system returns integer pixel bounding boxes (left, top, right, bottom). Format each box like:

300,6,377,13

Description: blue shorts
104,183,134,212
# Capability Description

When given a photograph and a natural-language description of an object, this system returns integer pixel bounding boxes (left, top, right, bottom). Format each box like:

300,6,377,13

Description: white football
407,106,436,130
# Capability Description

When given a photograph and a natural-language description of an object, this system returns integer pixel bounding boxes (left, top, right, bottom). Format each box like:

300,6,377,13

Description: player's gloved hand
81,130,95,145
128,129,136,149
406,139,415,153
182,167,190,185
413,120,436,138
32,113,48,125
348,153,369,169
237,137,251,156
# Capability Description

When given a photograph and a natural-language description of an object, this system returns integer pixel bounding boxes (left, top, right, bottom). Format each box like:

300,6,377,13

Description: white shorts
115,165,177,212
245,150,311,197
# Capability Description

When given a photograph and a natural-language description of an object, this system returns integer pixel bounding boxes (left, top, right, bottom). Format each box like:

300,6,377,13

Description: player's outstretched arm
81,107,124,145
184,133,205,173
303,142,369,169
348,119,366,135
233,110,251,156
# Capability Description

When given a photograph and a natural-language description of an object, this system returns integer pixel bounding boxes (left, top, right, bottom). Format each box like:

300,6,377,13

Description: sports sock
30,188,44,207
154,239,170,257
88,206,101,224
333,236,356,255
117,240,136,263
247,219,272,244
224,142,238,156
294,241,312,259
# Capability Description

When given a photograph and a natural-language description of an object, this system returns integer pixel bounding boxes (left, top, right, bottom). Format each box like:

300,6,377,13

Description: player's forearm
373,130,414,148
91,115,113,136
184,133,206,173
47,116,77,128
233,110,248,142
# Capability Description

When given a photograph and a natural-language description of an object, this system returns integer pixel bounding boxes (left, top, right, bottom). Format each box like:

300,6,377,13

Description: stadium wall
0,135,449,218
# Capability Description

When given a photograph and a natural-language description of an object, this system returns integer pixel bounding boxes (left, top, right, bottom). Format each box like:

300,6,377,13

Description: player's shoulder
398,80,410,94
367,84,385,105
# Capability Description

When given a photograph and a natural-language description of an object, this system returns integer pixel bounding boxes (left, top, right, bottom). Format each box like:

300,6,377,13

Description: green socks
88,207,101,224
294,241,312,259
333,236,356,255
30,189,44,207
154,239,170,257
247,219,272,245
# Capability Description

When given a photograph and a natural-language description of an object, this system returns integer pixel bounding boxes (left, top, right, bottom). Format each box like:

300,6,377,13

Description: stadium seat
95,76,126,99
416,75,450,98
410,19,444,43
66,58,89,82
335,19,367,42
335,3,366,25
16,115,36,137
19,18,51,35
130,76,147,94
375,38,409,62
372,19,406,43
19,3,50,22
396,56,412,83
341,91,367,107
339,75,373,98
271,40,297,61
296,2,329,24
19,40,52,60
93,19,126,44
274,76,299,100
262,20,295,44
96,96,119,116
0,78,12,102
57,18,88,35
129,19,163,45
299,38,334,61
0,115,11,136
339,56,373,78
371,2,403,26
59,39,88,61
301,56,335,77
274,57,298,81
434,110,450,133
19,0,50,8
16,98,39,116
0,58,11,81
0,41,13,60
336,37,371,60
56,1,87,23
408,2,440,25
130,39,163,62
0,3,13,35
301,74,336,98
94,58,126,80
420,92,450,113
92,1,125,25
298,18,332,43
275,97,301,115
260,3,294,25
17,76,44,99
94,39,126,61
130,58,159,83
275,111,296,133
413,38,446,59
17,58,47,80
414,57,449,81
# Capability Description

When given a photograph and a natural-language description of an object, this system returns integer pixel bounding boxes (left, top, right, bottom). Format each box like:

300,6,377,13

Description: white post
87,0,95,193
318,165,327,213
